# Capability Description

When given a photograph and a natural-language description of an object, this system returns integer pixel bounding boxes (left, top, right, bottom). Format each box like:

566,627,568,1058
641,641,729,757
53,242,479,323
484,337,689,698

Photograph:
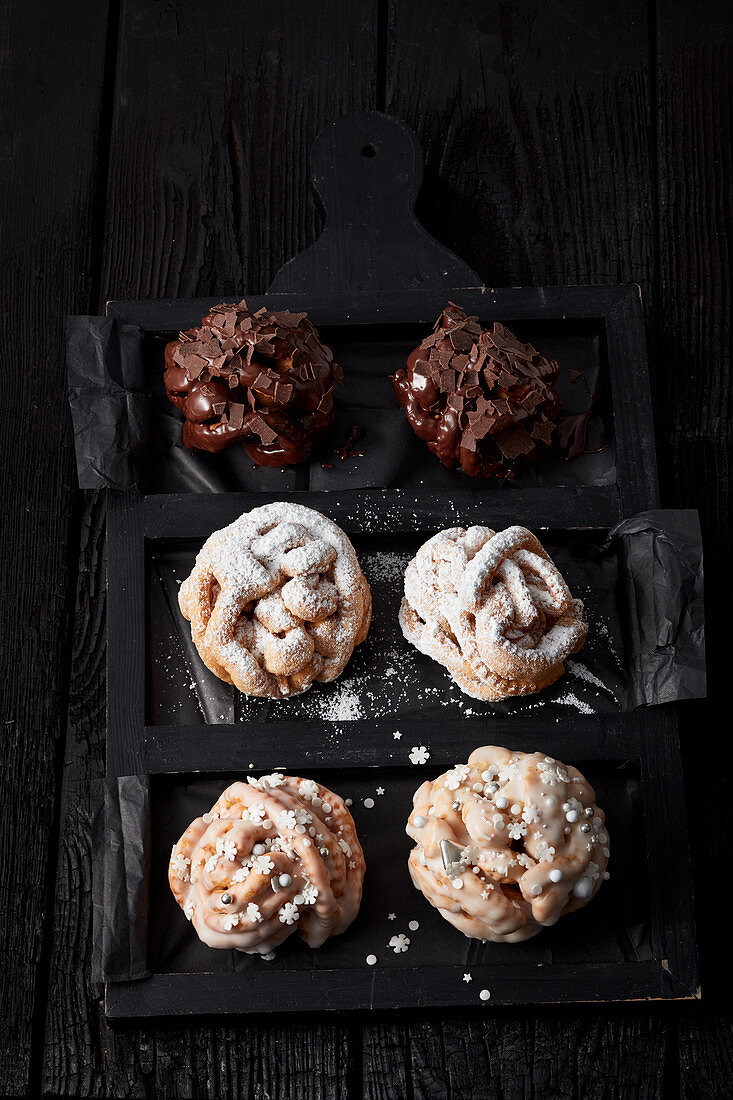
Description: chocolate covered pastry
392,304,561,478
164,300,342,466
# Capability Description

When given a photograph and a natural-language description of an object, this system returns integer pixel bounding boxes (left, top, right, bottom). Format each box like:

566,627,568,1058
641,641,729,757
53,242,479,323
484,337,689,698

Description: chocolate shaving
248,416,278,446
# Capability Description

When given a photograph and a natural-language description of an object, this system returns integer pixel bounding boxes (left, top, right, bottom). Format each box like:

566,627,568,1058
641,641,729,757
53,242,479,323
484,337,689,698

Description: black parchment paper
67,316,148,489
610,510,706,705
92,776,151,983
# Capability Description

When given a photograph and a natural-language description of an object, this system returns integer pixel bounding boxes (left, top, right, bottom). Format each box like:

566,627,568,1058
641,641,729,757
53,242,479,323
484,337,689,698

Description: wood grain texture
13,0,728,1094
383,2,670,1096
0,0,109,1092
100,0,378,300
385,0,656,294
41,1,378,1095
42,492,108,1097
655,1,733,1093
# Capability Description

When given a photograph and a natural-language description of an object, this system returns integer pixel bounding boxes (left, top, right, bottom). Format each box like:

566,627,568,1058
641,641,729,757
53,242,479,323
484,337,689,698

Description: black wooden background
1,1,730,1096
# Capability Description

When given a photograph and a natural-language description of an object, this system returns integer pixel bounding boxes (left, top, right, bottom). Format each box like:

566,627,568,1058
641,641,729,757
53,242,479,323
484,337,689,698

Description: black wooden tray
101,282,655,528
87,113,698,1019
101,490,700,1016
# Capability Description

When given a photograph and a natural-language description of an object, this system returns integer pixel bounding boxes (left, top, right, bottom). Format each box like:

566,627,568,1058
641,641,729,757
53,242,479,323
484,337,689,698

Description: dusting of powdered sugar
566,660,608,692
554,692,594,715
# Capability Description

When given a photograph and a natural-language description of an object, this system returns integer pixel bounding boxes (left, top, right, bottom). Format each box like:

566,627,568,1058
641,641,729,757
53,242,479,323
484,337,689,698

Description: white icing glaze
406,745,609,943
169,775,365,953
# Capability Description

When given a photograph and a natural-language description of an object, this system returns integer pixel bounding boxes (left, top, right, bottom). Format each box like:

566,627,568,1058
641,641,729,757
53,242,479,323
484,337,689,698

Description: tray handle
268,111,482,295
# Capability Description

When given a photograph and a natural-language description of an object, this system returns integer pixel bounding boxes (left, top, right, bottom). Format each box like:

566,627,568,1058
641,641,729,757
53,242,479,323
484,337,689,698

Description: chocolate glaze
392,303,561,479
164,300,342,466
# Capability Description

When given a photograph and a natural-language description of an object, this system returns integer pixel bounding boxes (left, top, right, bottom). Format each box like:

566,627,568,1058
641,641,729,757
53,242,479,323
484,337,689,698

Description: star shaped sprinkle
388,912,396,920
463,973,472,983
376,787,385,796
393,731,402,740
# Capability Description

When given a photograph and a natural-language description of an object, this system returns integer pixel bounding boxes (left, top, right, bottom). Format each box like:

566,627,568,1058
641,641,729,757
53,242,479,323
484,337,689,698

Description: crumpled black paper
608,510,706,706
92,775,151,984
67,316,148,489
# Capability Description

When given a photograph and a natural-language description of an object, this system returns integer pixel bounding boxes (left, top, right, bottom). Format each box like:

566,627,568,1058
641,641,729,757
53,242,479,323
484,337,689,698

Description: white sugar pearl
253,843,266,855
603,871,610,880
562,802,570,811
599,832,608,844
295,825,306,834
472,783,483,792
481,770,494,781
549,869,564,883
278,874,292,888
312,797,322,808
408,920,419,931
303,838,311,847
495,796,508,810
479,989,491,1002
366,954,377,966
322,803,332,813
413,815,427,828
345,799,353,806
593,817,603,828
573,879,593,899
565,810,579,823
511,803,521,815
364,798,375,809
531,884,542,895
452,878,464,889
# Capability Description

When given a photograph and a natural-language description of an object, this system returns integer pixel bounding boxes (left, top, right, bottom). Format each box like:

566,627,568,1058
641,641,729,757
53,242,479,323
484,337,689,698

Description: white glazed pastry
406,745,609,942
170,774,365,953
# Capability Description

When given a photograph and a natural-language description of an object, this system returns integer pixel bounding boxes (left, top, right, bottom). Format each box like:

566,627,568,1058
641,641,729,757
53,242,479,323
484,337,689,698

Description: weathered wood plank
362,1021,409,1100
100,0,379,300
655,1,733,1093
383,1,678,1096
386,0,656,294
0,0,110,1092
42,0,378,1095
